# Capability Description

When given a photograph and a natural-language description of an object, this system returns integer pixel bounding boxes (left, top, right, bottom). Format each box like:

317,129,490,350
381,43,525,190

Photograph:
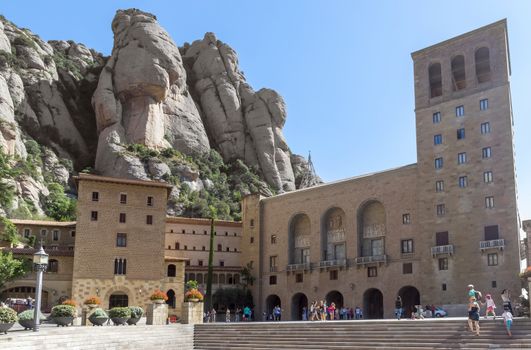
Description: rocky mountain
0,9,321,221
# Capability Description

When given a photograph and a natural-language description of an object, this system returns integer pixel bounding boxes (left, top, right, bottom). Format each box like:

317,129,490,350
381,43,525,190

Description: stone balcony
286,263,312,272
480,238,505,251
353,255,387,266
431,244,454,257
318,259,347,269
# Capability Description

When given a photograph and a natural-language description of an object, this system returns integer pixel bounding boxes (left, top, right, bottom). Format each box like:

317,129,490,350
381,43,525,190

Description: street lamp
33,246,48,332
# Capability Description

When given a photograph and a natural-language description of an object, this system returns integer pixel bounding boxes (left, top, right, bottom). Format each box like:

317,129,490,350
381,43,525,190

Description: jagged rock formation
0,9,322,219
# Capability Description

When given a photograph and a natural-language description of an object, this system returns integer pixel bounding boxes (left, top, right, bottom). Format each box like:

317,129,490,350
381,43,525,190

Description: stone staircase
0,323,194,350
194,318,531,350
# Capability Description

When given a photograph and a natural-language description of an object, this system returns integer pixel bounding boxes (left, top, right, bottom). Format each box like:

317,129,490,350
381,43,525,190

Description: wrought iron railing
480,239,505,250
431,245,454,256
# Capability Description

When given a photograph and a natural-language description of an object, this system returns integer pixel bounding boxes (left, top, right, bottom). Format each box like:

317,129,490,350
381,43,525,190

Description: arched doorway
398,286,420,318
109,293,129,308
363,288,383,319
325,290,344,308
291,293,308,320
265,294,281,319
166,289,176,309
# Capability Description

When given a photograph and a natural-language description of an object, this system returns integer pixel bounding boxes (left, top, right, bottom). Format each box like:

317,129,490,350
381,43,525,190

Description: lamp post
33,246,48,332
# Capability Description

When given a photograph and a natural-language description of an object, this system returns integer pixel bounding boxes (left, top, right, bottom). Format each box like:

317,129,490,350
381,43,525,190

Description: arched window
114,258,126,275
227,274,233,284
189,273,195,281
451,55,466,90
48,259,58,273
429,63,442,98
475,47,491,83
167,264,176,277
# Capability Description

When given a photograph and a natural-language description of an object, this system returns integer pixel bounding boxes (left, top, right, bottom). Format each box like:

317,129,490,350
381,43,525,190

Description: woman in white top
501,289,513,314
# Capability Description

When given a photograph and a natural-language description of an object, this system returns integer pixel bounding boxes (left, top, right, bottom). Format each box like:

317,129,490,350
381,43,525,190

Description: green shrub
128,306,143,318
108,307,131,319
0,307,18,323
43,182,76,221
90,308,108,318
50,305,76,318
18,309,45,321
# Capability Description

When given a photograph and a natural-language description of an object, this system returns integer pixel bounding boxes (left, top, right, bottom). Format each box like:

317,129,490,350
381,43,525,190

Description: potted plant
17,309,46,330
108,307,131,326
150,290,168,304
51,305,76,326
83,296,101,308
0,307,17,334
184,288,204,303
62,299,77,307
127,306,143,325
88,308,108,326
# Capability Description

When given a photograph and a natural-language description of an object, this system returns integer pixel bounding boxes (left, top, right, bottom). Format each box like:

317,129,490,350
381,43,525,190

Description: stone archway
166,289,176,309
291,293,308,320
398,286,420,318
265,294,281,319
103,285,134,309
325,290,344,309
109,293,129,308
363,288,383,319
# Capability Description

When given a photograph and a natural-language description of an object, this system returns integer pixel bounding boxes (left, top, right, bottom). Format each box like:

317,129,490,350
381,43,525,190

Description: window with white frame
481,122,491,134
483,171,493,183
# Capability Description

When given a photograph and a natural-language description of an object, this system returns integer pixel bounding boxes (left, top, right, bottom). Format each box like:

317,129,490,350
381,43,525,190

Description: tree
43,182,76,221
0,251,29,289
240,262,256,289
0,217,20,247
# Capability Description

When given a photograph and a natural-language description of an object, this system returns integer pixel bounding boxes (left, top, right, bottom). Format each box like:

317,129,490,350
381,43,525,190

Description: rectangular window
434,134,442,145
120,193,127,204
482,147,492,159
271,235,277,244
484,225,499,240
219,261,224,267
23,228,30,238
368,266,377,277
438,258,448,271
487,253,498,266
40,229,47,237
403,263,413,274
329,270,338,280
295,273,303,283
481,122,491,134
202,246,205,251
433,112,441,124
435,157,443,169
436,204,446,216
269,255,278,272
184,245,188,250
401,239,414,254
436,231,449,246
198,260,203,266
456,105,464,117
91,211,98,221
269,276,277,285
217,244,222,252
402,214,411,224
146,215,153,225
92,192,99,202
250,237,254,244
457,128,465,140
70,230,75,238
119,213,126,223
484,171,493,183
485,196,494,209
114,258,126,275
435,180,444,192
175,242,180,250
442,283,447,291
52,230,59,241
458,176,468,188
250,219,255,227
492,281,497,288
147,196,154,207
480,99,489,111
457,152,467,164
185,260,190,266
116,233,127,247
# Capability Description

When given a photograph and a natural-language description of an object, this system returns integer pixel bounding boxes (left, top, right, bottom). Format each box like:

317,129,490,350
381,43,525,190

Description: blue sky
2,1,530,221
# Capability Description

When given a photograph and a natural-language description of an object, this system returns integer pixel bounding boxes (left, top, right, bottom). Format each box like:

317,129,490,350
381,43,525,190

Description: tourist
355,306,362,320
309,301,316,321
320,301,327,321
327,302,336,320
226,308,231,322
235,307,241,322
395,296,403,320
467,284,482,303
501,289,514,314
502,307,513,337
243,305,251,321
204,311,209,323
302,306,308,321
262,311,267,321
484,294,496,319
468,297,480,336
273,305,282,321
210,308,216,323
348,307,354,320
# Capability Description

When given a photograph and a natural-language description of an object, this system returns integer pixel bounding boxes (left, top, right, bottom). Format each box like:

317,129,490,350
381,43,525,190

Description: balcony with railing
269,266,278,273
353,255,387,266
480,239,504,251
318,259,347,269
286,262,312,272
431,244,454,257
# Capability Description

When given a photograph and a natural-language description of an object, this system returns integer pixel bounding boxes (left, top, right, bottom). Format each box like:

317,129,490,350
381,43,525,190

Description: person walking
210,308,217,323
502,307,513,337
395,296,403,320
501,289,514,314
468,297,480,336
302,306,308,321
226,308,231,322
484,294,496,319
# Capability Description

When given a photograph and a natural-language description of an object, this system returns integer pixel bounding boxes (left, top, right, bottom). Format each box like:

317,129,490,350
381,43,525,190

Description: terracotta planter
54,316,74,327
111,317,128,326
18,319,34,330
0,323,14,334
187,298,199,303
89,316,108,326
152,299,165,304
127,317,140,325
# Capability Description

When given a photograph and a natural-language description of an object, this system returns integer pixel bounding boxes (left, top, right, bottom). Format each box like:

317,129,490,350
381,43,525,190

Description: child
484,294,496,319
502,307,513,337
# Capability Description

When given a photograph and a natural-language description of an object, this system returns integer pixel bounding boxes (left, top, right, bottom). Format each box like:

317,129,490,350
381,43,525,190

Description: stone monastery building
0,20,526,321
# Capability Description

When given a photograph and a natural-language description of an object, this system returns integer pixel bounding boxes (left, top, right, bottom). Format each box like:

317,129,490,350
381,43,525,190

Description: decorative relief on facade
362,224,386,238
294,234,310,248
327,229,345,243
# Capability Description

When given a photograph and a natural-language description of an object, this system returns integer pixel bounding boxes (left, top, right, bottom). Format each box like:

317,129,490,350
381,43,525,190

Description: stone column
146,303,168,325
181,302,204,324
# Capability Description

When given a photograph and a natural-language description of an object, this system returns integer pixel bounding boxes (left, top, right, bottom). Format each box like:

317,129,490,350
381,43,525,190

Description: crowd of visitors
204,305,254,323
466,284,515,337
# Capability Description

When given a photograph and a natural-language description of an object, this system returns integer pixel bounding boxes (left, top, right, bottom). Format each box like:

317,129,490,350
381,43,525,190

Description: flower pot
0,323,14,334
152,299,165,304
127,317,141,325
85,304,98,309
89,316,108,326
111,317,129,326
54,316,74,327
18,319,35,330
187,298,199,303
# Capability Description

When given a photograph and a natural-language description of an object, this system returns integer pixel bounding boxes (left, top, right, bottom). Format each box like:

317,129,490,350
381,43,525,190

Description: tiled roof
9,219,76,227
